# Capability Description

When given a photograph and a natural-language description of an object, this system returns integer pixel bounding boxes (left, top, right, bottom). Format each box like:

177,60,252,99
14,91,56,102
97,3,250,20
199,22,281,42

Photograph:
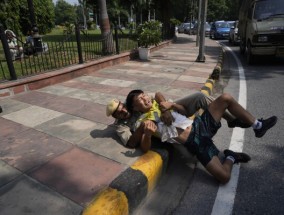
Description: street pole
196,0,208,62
196,0,202,46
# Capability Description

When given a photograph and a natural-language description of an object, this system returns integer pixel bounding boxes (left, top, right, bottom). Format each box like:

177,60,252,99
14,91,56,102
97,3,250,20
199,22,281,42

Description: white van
238,0,284,64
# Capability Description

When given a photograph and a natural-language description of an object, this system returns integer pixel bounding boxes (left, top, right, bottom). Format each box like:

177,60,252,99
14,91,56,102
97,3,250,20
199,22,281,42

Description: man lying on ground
125,89,277,184
106,91,250,148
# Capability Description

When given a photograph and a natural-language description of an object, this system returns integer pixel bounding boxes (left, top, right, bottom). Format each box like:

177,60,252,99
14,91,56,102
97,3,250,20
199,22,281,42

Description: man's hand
159,101,173,111
159,101,174,126
160,110,174,126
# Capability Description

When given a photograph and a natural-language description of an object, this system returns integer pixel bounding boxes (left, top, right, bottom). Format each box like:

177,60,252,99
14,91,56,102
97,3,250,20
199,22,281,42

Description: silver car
178,23,193,34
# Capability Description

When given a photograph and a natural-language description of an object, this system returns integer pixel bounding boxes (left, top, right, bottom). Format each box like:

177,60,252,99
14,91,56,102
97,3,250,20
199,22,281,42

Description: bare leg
208,93,255,124
206,156,233,184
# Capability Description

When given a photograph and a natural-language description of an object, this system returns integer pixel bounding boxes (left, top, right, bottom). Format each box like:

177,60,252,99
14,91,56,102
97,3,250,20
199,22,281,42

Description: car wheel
229,36,232,44
246,41,255,65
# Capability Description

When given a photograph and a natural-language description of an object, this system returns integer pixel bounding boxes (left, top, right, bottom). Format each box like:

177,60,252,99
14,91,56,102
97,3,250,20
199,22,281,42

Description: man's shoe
254,116,278,138
224,149,251,164
227,119,251,128
0,106,2,113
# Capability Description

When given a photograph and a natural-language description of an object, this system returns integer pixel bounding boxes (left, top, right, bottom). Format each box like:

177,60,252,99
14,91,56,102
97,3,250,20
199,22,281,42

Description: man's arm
159,101,187,116
155,92,174,126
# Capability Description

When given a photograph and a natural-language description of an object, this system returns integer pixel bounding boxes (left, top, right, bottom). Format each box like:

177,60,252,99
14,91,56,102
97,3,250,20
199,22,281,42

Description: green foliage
55,0,77,25
170,18,181,27
136,20,162,48
0,0,21,35
0,0,54,35
207,0,228,22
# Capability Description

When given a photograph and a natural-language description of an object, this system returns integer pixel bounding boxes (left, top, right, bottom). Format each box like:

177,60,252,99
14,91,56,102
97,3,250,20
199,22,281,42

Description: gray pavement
0,34,223,215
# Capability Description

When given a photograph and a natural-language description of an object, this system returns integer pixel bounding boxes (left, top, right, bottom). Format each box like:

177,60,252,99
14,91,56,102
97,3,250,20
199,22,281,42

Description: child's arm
140,120,157,152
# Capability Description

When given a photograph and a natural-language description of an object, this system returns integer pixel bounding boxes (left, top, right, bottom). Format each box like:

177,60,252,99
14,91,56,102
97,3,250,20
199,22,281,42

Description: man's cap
106,99,120,117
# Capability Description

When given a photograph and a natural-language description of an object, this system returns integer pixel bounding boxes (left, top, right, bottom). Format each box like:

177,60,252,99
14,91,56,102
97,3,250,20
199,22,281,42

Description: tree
0,0,21,35
107,0,129,27
0,0,54,35
78,0,88,29
54,0,77,25
98,0,114,54
207,0,228,22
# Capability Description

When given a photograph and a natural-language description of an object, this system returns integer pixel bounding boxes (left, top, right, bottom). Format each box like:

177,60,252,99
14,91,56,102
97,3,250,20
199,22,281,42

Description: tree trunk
98,0,114,54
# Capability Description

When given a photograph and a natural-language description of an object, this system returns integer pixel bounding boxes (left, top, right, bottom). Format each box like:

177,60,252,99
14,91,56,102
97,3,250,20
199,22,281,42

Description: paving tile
13,91,58,105
0,129,73,172
34,95,88,114
61,79,124,94
0,98,31,116
76,75,106,84
2,106,64,128
99,79,136,87
78,126,141,165
0,118,29,141
65,88,101,103
170,80,203,90
38,85,79,96
0,160,21,187
70,102,115,125
83,92,125,106
0,175,82,215
35,114,105,144
29,147,126,205
183,70,211,78
178,75,208,84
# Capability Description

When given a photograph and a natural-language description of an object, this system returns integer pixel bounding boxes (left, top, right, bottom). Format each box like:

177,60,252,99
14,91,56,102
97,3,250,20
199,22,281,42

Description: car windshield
254,0,284,20
215,22,230,28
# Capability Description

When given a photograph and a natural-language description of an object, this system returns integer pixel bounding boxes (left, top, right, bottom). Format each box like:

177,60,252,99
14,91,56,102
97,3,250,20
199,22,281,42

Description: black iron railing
0,23,174,83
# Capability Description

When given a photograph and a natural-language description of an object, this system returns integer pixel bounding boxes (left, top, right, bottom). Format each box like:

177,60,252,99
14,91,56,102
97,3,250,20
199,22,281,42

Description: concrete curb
81,45,225,215
201,47,224,96
82,149,168,215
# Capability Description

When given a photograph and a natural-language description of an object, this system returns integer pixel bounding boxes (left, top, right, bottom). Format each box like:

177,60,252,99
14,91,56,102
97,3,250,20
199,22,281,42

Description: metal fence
0,24,174,83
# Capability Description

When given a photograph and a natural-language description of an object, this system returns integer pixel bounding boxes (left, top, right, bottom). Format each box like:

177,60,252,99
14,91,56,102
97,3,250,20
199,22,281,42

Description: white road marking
211,45,247,215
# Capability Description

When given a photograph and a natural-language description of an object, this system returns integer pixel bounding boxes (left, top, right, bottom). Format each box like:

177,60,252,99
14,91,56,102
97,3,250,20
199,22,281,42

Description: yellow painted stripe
204,82,213,91
131,151,163,193
201,89,209,96
82,187,128,215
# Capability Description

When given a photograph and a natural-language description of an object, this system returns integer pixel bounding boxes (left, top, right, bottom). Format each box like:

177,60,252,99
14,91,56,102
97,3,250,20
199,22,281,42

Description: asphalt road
134,41,284,215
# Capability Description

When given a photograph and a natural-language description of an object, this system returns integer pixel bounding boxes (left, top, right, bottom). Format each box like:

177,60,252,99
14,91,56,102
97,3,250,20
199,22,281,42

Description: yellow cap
106,99,120,117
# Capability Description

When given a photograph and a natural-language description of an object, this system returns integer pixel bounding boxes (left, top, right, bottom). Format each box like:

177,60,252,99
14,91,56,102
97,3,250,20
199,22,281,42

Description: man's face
133,93,152,113
112,102,131,120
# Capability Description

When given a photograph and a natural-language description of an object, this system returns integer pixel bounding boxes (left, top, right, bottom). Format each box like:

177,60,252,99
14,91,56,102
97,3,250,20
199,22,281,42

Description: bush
136,20,162,48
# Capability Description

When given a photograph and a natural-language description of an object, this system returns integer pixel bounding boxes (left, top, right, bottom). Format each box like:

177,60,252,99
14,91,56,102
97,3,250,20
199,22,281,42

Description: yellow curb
131,151,163,193
201,89,210,96
204,82,213,92
82,187,128,215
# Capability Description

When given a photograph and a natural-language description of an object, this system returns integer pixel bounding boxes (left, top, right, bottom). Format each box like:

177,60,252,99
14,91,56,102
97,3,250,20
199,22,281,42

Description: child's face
133,93,152,113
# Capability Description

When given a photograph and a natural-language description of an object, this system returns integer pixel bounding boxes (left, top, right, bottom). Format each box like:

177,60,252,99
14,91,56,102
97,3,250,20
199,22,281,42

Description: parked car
178,23,193,34
209,21,231,39
192,22,211,36
229,21,240,45
184,23,194,34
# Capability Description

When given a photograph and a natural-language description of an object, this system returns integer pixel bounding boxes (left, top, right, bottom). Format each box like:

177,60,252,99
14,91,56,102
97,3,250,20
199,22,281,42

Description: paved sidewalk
0,34,223,215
